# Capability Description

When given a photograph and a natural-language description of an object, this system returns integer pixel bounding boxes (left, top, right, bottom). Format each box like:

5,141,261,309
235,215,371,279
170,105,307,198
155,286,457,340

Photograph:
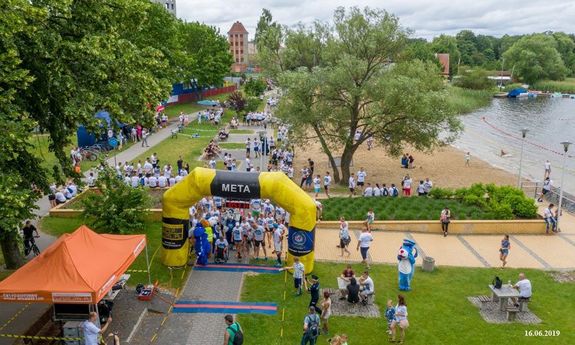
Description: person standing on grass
440,206,451,237
339,217,351,257
348,173,356,197
357,168,367,193
224,314,243,345
320,291,332,335
301,306,321,345
323,172,332,198
273,223,286,266
389,294,409,344
357,227,373,266
306,275,322,315
281,257,306,296
465,152,471,166
499,234,511,268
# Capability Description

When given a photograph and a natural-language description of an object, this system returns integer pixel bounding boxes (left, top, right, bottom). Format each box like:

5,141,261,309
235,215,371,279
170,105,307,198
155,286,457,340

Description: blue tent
507,88,528,98
76,111,121,148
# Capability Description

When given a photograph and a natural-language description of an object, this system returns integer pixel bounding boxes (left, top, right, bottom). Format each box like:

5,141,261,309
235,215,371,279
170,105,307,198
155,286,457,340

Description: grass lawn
219,143,245,150
446,86,493,115
39,217,189,289
321,197,490,221
163,92,233,119
240,262,575,345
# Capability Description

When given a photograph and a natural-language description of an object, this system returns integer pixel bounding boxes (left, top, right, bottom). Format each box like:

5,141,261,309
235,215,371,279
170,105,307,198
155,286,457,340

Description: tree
81,167,151,234
552,32,575,75
244,77,267,97
0,0,48,268
178,22,233,88
277,7,461,185
400,38,436,62
503,34,568,84
227,91,247,116
254,9,285,77
456,30,479,66
454,69,494,90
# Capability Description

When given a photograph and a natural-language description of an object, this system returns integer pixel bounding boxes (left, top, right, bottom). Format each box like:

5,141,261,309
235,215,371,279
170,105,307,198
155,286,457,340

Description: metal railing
520,181,575,213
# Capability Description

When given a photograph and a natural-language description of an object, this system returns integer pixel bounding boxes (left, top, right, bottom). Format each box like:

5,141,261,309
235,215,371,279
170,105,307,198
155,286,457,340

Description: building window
171,4,174,9
241,58,244,62
236,58,239,63
165,3,169,9
240,50,243,54
235,50,239,55
235,41,238,46
239,34,243,39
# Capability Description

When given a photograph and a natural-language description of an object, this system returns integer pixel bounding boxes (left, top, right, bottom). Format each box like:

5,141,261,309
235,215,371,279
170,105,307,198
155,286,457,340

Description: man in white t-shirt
348,173,356,197
281,257,305,295
356,228,373,266
323,172,332,198
357,168,367,192
143,159,153,174
158,174,168,188
544,160,551,179
543,203,557,233
359,271,375,305
82,312,112,345
512,273,532,307
363,183,373,197
148,175,158,188
272,224,286,266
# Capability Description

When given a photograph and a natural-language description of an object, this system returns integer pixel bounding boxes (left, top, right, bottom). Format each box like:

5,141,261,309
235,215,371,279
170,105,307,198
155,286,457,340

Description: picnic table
489,284,519,311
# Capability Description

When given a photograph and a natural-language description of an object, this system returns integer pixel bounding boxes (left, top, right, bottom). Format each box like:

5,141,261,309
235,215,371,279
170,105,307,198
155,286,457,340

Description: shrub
428,187,453,199
81,167,151,234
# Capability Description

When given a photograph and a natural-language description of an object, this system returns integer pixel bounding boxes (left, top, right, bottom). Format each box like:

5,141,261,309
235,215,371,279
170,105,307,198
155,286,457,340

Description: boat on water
551,92,563,98
507,87,528,98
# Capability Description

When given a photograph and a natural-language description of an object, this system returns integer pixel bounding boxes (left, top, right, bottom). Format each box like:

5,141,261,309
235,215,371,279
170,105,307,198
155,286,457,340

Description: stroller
214,242,229,264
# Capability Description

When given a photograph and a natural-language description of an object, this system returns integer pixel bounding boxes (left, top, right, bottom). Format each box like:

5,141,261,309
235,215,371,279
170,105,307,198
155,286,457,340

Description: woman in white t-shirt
402,175,412,197
390,294,409,343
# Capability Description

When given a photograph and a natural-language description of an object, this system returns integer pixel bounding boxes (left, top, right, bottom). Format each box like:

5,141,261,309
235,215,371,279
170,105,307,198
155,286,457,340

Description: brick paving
323,288,381,318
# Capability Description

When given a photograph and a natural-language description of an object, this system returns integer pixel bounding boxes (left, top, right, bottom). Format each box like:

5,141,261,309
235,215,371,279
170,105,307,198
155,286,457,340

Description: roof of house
436,53,450,75
228,21,248,34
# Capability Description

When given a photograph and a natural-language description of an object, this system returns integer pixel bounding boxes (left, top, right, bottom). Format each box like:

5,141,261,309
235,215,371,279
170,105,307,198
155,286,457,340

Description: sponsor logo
133,238,146,256
2,293,45,302
288,228,314,256
52,292,93,303
221,184,251,194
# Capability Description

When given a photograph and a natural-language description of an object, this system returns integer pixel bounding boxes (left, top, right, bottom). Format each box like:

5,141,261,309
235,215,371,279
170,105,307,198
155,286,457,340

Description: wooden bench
477,295,491,308
506,306,520,321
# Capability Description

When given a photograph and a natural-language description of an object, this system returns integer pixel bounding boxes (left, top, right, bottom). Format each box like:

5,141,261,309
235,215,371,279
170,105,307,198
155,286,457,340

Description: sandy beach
293,141,517,191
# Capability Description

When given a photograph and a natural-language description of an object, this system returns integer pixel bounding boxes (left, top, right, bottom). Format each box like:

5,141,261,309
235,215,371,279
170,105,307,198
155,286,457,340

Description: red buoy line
481,117,574,158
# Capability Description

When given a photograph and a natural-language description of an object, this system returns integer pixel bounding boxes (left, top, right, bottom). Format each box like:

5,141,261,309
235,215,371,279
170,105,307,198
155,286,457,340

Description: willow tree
277,7,461,184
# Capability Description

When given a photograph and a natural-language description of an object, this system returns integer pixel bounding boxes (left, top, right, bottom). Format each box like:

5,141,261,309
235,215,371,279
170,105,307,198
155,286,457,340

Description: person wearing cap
306,274,322,315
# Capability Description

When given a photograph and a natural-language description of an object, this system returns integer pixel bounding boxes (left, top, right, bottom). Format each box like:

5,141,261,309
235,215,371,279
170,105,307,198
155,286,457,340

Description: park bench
506,306,520,321
477,295,491,307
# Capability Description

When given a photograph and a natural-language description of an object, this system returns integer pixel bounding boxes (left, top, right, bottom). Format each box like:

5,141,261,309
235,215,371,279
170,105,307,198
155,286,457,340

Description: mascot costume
193,220,211,266
397,239,418,291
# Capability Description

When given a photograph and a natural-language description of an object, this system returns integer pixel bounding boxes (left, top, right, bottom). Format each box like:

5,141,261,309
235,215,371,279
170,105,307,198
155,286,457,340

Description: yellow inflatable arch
161,167,317,273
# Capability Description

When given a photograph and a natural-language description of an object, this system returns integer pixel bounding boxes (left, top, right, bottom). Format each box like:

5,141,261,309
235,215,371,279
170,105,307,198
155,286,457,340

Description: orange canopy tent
0,225,147,304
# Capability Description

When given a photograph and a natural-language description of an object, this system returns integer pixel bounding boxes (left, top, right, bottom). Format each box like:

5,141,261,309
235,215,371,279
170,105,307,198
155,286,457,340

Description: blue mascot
397,239,418,291
193,221,210,266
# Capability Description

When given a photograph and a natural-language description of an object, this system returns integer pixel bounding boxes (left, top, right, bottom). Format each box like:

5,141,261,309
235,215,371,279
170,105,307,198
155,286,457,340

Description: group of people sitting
48,180,80,207
337,265,375,306
202,140,222,159
244,112,269,125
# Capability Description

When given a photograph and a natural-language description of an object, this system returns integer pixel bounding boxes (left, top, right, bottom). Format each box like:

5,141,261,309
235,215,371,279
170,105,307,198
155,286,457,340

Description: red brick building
228,21,249,73
436,53,450,77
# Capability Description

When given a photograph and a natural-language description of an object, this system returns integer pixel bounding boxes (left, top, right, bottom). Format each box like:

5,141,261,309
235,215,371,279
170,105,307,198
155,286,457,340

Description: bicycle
24,236,41,257
79,147,99,161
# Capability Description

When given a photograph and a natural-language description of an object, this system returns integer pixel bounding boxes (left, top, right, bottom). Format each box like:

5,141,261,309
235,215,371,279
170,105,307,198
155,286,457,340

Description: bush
244,77,268,97
81,167,151,234
428,187,454,199
453,69,494,90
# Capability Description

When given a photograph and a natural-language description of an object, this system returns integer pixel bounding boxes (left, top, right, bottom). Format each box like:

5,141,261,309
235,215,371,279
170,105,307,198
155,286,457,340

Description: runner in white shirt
313,175,321,198
357,168,367,192
356,229,374,265
130,174,139,188
272,224,286,266
148,175,158,188
323,172,332,198
158,175,168,188
348,173,356,197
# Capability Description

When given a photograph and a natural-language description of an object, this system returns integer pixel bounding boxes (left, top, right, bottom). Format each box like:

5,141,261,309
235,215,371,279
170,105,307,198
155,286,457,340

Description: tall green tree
254,9,285,77
0,0,47,268
552,32,575,75
400,38,436,62
503,34,568,84
178,22,233,87
277,7,461,184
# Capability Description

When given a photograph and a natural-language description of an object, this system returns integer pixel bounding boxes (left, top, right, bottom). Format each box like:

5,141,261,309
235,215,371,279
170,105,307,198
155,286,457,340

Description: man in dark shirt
307,275,322,315
177,156,183,174
22,220,39,255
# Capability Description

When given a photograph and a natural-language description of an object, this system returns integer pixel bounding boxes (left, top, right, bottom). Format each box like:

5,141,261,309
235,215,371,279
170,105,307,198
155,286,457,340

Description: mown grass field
321,196,490,221
240,262,575,345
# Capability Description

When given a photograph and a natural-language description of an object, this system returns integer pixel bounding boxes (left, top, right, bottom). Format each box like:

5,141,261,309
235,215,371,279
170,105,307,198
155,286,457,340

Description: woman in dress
390,294,409,344
320,291,332,335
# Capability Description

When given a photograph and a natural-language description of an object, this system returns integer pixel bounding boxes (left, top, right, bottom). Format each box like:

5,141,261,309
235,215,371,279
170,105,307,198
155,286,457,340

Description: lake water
453,97,575,194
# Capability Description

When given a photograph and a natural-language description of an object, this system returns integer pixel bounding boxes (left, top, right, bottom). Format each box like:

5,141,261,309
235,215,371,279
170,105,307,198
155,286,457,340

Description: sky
176,0,575,40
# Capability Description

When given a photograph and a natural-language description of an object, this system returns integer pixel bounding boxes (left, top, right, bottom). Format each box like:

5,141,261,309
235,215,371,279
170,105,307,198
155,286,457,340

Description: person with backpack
224,314,243,345
301,306,321,345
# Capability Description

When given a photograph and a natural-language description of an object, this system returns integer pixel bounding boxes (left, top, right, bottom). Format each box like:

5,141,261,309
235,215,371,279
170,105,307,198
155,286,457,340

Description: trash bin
422,256,435,272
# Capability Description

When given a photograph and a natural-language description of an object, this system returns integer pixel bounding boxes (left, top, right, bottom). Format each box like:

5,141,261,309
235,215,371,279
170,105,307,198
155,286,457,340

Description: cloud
176,0,575,40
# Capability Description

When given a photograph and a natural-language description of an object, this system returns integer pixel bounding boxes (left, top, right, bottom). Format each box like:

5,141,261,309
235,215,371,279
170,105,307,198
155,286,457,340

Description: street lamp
517,128,529,189
557,141,572,232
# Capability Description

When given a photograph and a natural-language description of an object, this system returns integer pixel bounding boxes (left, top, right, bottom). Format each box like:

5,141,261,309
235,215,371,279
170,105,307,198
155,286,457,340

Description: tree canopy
276,7,461,184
